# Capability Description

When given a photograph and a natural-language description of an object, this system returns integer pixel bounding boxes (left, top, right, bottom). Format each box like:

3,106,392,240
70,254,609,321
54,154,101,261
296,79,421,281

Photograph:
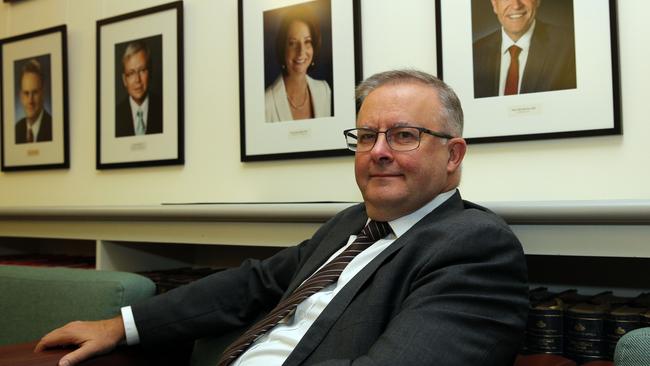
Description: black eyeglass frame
343,126,455,152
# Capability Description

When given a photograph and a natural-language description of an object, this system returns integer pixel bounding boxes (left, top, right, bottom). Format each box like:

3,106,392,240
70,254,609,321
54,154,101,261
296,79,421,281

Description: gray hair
121,40,150,71
355,69,464,137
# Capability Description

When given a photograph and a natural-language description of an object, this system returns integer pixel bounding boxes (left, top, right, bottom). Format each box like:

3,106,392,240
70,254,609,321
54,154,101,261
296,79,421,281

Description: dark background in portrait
114,34,163,106
263,0,333,92
471,0,575,41
13,54,53,124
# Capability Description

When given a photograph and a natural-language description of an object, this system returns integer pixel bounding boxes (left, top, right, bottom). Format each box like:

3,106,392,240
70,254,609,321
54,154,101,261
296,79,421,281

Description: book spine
525,308,564,354
604,310,643,359
565,306,606,362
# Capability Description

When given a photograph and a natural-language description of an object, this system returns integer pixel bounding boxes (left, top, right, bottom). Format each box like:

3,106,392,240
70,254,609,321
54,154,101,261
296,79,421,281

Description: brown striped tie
216,220,392,366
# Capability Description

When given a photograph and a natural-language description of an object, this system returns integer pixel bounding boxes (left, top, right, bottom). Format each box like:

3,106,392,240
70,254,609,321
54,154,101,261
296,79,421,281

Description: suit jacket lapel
521,22,549,93
488,32,502,96
37,111,52,141
283,193,465,365
283,237,408,366
273,77,293,122
282,209,367,298
126,103,136,136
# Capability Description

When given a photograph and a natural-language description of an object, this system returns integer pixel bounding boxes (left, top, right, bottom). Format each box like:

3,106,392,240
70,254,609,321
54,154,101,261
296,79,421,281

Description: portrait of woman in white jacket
265,7,332,123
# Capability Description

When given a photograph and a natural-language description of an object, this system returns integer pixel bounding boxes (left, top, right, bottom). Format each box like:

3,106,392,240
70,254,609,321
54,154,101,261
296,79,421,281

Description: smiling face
491,0,540,41
283,20,314,77
354,82,466,221
121,50,149,105
19,72,44,123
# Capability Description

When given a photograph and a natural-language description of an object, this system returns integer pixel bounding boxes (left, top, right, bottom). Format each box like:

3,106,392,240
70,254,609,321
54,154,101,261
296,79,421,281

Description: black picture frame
1,25,69,171
239,0,362,162
435,0,621,143
96,1,184,169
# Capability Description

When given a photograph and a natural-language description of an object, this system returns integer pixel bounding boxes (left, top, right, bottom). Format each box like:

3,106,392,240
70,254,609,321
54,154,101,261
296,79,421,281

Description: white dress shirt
498,20,536,95
128,96,149,134
24,109,44,142
122,189,457,365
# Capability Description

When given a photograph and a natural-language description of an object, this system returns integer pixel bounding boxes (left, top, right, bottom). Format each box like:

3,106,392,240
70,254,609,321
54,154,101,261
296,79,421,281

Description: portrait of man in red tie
471,0,577,98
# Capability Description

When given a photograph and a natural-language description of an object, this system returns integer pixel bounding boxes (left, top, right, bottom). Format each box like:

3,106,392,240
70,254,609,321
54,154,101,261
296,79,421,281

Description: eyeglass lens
346,127,422,152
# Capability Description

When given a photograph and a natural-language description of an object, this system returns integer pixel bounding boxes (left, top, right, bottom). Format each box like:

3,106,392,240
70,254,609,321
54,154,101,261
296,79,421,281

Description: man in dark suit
36,70,529,366
15,59,53,144
115,40,162,137
473,0,576,98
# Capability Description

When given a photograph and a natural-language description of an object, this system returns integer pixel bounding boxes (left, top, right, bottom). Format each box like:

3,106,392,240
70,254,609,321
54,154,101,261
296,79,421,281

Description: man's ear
446,138,467,174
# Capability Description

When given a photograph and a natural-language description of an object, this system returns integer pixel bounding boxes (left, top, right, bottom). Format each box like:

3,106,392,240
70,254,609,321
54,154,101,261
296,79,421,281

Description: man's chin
25,112,38,121
364,190,407,207
131,94,147,104
364,197,410,222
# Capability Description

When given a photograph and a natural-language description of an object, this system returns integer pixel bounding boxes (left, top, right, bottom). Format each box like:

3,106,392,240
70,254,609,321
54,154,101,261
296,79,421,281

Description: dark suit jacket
115,93,163,137
473,21,577,98
131,192,529,365
15,110,53,144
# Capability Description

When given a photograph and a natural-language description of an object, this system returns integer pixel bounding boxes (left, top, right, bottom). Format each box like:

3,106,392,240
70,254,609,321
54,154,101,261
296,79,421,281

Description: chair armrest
0,340,192,366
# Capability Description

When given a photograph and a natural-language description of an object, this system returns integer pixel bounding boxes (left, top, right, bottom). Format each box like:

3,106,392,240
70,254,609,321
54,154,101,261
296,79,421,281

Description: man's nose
369,133,393,161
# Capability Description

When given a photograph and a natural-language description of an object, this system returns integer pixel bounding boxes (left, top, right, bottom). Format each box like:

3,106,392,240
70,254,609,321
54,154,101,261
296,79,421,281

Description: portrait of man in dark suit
14,58,53,144
115,37,163,137
472,0,577,98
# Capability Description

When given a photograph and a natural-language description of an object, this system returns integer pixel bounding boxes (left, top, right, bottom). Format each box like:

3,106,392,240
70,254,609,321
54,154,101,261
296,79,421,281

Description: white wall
0,0,648,207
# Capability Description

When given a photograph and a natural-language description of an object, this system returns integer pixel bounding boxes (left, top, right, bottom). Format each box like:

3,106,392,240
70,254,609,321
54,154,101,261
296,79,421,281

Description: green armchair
0,265,156,346
614,326,650,365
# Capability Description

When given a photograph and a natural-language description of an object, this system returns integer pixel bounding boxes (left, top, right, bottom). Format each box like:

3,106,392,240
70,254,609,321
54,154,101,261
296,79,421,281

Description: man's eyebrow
356,122,420,129
393,121,415,127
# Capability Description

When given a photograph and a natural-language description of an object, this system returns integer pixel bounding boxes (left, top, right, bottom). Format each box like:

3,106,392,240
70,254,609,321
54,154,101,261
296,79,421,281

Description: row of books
524,287,650,364
0,253,95,268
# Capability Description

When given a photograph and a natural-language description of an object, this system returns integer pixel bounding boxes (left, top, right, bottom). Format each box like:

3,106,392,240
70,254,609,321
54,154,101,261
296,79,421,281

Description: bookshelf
1,201,649,280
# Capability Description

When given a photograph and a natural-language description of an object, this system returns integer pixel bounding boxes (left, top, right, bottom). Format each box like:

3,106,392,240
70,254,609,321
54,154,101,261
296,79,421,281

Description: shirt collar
386,189,457,238
500,19,536,54
27,109,44,132
129,95,149,114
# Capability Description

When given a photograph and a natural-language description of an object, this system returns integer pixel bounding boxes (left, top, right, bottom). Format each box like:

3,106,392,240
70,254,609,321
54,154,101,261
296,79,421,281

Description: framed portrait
436,0,621,143
1,25,69,171
96,1,184,169
239,0,362,161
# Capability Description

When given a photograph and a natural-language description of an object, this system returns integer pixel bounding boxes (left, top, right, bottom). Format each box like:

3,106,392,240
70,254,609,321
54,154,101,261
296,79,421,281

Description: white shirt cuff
120,306,141,345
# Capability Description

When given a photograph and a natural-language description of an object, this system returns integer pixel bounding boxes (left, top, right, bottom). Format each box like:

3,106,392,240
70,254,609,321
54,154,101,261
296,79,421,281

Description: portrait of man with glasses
114,36,163,138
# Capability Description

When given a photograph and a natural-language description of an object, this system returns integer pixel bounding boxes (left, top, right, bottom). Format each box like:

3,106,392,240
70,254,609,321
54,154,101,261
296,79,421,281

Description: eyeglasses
124,67,148,80
343,126,454,152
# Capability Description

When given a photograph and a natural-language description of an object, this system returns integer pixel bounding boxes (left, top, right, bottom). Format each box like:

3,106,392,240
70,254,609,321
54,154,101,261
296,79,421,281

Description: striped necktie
216,220,392,366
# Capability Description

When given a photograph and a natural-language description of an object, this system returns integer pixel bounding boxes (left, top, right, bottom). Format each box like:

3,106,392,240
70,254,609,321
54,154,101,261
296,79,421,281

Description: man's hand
34,316,126,366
